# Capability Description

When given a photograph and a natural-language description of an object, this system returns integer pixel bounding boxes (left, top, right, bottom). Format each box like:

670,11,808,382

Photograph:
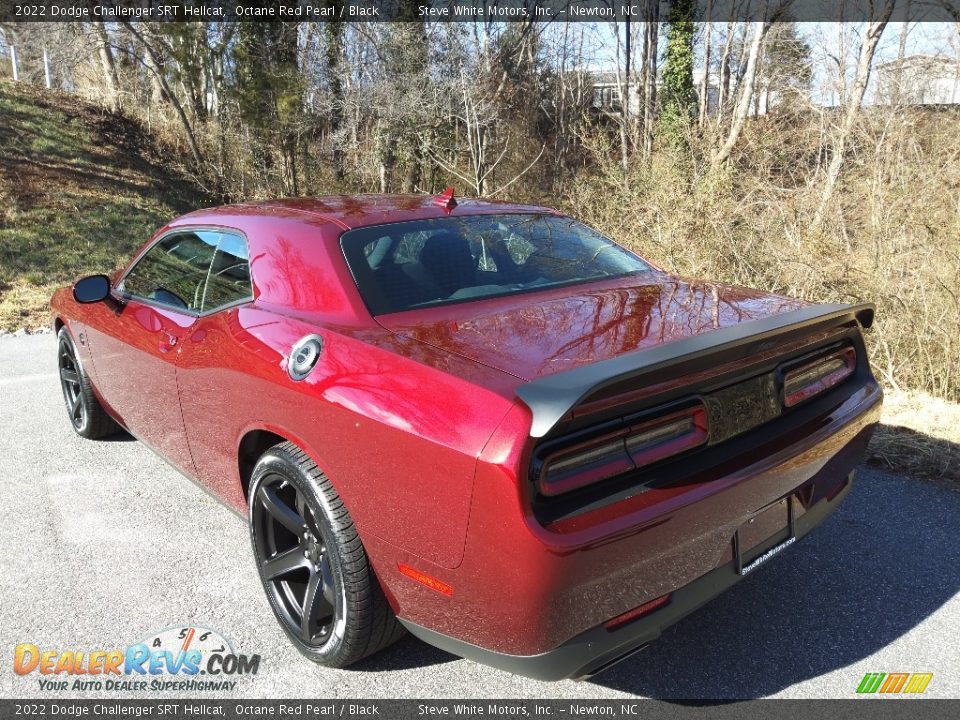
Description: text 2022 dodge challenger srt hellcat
51,191,881,680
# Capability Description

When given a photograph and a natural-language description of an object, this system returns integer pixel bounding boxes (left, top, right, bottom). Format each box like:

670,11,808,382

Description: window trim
114,225,255,317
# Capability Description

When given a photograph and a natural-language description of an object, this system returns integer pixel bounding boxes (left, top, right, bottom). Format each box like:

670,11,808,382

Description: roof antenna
433,187,457,213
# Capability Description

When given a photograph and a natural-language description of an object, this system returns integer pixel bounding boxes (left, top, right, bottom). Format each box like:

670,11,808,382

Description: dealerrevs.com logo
13,626,260,693
856,672,934,695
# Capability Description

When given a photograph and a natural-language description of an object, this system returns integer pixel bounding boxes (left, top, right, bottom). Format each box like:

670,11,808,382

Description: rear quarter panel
176,305,519,570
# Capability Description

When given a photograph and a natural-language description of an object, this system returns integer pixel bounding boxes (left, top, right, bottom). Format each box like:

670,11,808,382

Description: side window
121,231,219,312
121,230,252,313
201,232,252,312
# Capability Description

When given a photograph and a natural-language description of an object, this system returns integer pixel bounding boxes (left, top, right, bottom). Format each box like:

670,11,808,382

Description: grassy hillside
0,81,211,331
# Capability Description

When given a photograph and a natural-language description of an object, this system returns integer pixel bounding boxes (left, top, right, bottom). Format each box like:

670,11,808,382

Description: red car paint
51,194,881,676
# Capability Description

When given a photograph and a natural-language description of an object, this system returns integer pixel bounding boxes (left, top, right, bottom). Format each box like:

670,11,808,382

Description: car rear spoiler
515,303,875,438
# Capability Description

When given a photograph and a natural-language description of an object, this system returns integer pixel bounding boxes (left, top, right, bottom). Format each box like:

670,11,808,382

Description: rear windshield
340,213,651,316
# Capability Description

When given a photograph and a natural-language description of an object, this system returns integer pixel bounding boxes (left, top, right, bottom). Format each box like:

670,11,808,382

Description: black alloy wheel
56,327,120,439
248,442,404,666
58,333,86,431
252,473,340,646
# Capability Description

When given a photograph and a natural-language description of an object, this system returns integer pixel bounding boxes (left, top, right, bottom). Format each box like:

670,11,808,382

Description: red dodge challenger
50,192,881,680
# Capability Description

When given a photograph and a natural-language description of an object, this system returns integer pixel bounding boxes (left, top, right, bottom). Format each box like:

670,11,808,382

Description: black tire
248,441,405,667
57,327,121,439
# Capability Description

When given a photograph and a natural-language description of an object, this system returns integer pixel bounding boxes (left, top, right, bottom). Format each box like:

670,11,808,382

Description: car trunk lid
376,274,811,384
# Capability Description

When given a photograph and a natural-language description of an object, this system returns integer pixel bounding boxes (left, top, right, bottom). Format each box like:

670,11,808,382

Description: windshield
340,213,651,316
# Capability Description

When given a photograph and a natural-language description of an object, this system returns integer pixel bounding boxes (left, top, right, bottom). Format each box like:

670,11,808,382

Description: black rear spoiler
516,303,875,438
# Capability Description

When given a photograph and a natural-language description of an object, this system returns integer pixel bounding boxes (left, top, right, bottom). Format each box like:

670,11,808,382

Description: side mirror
73,275,111,304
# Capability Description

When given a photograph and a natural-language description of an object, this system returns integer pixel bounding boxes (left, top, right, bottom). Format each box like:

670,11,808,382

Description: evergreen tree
232,4,303,194
660,0,697,152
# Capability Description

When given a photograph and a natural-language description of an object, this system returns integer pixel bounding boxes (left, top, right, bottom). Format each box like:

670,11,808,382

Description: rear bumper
378,380,880,678
401,473,854,681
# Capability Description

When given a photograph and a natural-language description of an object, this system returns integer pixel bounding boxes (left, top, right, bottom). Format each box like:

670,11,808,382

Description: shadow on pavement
350,634,457,672
588,467,960,699
101,431,136,442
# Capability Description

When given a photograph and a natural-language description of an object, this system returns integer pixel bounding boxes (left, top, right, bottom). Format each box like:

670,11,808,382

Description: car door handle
159,332,179,353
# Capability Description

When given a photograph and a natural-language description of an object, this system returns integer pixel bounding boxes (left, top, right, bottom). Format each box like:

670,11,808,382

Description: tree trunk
206,48,220,118
402,141,423,193
123,22,203,166
892,0,911,105
377,123,394,193
640,5,659,156
325,17,345,182
136,28,169,106
836,19,847,106
712,21,770,166
475,125,488,197
812,6,894,231
616,21,631,179
716,20,735,117
286,135,299,196
92,21,121,112
698,1,713,128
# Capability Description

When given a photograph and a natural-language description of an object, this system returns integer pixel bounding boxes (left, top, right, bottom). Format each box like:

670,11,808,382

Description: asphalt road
1,332,958,700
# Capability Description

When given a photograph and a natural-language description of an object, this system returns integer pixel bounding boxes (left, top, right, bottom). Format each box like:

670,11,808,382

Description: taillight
783,346,856,407
537,406,708,497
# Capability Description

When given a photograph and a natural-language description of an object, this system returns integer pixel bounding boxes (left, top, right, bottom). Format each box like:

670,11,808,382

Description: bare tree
698,0,714,129
712,21,771,166
836,12,848,105
611,20,632,180
539,22,591,185
325,16,346,182
715,14,740,118
892,0,912,106
122,22,203,166
91,21,120,112
639,5,660,156
429,69,544,198
812,1,896,231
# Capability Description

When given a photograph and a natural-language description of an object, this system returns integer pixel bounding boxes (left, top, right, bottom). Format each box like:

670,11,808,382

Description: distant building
876,55,960,106
588,70,721,117
589,71,641,115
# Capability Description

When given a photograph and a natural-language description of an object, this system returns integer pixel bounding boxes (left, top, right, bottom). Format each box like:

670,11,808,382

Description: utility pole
10,44,18,81
43,46,51,89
